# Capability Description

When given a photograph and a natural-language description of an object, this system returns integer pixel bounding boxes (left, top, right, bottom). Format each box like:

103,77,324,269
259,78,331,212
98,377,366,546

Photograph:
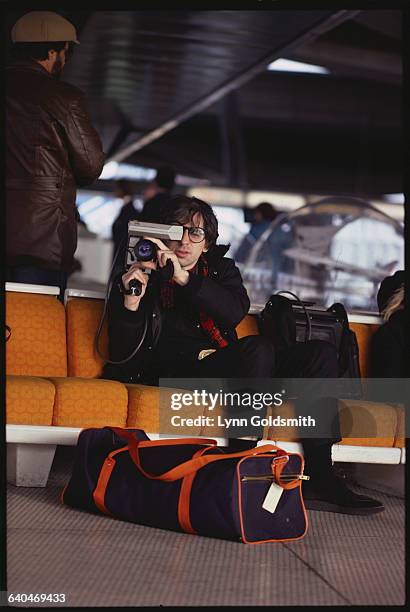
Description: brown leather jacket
6,60,105,271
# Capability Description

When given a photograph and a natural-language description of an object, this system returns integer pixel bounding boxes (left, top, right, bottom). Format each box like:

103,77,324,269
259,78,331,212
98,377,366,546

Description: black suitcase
293,304,343,346
259,293,362,398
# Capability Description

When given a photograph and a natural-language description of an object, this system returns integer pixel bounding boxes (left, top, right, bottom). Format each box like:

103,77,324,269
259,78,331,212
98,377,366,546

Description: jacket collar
204,243,230,265
8,59,51,78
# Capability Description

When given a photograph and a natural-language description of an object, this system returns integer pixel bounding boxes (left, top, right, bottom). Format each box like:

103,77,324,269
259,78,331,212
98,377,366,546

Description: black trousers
184,335,341,448
7,265,67,303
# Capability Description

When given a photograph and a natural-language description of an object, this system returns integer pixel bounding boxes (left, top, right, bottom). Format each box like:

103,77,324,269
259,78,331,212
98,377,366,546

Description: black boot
302,442,384,515
303,474,385,515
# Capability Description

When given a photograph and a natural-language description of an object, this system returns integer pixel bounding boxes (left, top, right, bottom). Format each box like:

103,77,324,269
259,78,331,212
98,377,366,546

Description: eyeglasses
179,226,206,243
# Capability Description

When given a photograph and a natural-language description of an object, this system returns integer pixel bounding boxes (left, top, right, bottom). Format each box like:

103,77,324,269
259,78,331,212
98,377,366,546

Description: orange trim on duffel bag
177,446,217,534
93,447,127,516
271,454,301,491
236,452,308,544
60,484,68,504
135,437,217,448
107,427,217,449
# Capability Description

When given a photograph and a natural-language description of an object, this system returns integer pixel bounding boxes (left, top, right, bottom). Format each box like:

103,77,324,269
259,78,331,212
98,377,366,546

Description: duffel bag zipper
241,474,309,482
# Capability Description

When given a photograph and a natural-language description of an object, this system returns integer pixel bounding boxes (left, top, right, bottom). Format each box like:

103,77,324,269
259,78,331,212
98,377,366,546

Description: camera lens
134,238,157,262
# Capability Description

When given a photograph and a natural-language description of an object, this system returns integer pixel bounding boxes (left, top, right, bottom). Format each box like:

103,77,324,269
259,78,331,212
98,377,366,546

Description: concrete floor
6,447,405,607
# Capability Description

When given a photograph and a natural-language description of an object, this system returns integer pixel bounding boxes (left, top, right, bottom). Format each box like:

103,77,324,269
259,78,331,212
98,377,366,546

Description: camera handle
128,278,142,296
127,260,174,292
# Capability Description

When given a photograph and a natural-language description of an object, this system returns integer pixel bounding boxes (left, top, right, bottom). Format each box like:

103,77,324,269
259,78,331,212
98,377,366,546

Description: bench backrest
66,298,108,377
65,297,261,378
349,322,380,378
6,292,67,377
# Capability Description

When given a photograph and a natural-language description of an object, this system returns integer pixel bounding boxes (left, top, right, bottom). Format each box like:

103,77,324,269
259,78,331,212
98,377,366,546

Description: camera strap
94,234,149,365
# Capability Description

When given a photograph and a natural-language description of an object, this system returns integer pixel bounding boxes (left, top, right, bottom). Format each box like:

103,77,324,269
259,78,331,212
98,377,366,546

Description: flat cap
11,11,79,45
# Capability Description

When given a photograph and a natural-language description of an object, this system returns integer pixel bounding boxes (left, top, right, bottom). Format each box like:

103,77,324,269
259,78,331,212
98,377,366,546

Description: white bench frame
6,424,404,487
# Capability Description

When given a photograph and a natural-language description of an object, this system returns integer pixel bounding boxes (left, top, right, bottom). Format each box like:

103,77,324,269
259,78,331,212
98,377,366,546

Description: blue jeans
6,265,67,303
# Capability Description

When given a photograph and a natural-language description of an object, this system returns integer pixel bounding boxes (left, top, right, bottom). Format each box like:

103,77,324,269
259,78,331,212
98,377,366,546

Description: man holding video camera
104,195,383,515
104,195,267,384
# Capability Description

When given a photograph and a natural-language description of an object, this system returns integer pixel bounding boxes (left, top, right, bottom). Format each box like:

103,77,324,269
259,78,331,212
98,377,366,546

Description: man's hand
144,236,189,286
121,262,155,311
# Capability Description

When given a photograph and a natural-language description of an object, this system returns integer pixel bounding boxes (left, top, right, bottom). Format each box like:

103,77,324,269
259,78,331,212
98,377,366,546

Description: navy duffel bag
62,427,308,544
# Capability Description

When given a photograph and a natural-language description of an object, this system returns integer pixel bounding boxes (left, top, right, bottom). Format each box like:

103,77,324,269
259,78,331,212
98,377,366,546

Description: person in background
139,165,176,223
371,270,406,377
235,202,278,263
111,180,140,268
235,201,293,286
6,11,105,300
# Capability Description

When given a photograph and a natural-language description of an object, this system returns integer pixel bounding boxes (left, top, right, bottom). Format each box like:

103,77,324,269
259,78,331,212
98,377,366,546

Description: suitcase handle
108,428,298,489
128,439,285,482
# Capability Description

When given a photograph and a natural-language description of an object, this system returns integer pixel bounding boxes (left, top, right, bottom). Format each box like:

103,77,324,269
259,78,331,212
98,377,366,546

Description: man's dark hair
11,41,71,61
164,195,219,247
155,165,176,191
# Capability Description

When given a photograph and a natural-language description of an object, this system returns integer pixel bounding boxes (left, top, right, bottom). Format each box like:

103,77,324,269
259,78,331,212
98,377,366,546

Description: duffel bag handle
128,438,284,482
107,428,300,489
107,427,217,448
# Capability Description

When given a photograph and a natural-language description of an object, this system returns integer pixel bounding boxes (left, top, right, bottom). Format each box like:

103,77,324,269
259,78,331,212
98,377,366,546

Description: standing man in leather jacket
103,195,384,515
6,11,105,299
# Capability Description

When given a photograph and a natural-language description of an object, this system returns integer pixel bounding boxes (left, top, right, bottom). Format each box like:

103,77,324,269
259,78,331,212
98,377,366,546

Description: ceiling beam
293,40,401,84
108,10,361,163
352,10,402,40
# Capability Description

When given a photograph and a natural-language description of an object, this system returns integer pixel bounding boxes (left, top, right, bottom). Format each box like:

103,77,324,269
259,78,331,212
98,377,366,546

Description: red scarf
160,256,228,348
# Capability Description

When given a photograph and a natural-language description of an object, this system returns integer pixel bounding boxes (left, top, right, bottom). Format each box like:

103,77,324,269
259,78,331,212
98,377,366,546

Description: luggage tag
262,482,283,514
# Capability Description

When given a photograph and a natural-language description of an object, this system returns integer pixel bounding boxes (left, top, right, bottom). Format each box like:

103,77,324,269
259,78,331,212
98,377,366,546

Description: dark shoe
303,475,385,515
226,438,258,453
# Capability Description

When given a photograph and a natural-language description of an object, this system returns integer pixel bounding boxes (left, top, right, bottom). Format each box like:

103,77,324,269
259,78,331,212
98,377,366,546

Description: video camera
125,221,184,296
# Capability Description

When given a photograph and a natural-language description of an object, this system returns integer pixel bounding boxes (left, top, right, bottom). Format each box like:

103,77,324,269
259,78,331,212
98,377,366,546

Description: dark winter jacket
102,245,250,384
6,60,105,271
